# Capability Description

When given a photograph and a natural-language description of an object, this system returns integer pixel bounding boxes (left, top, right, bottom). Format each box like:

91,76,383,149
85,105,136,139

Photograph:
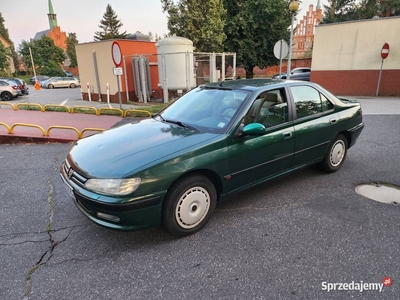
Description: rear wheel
162,174,217,237
1,92,13,101
319,134,348,173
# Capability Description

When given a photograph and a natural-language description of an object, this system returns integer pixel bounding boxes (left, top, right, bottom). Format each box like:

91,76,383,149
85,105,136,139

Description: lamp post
287,0,299,80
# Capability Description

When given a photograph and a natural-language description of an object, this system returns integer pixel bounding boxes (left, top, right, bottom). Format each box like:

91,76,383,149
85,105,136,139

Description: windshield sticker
218,122,225,128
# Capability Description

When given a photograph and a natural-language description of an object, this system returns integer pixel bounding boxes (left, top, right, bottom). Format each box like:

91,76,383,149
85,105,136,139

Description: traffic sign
273,40,289,59
113,67,123,76
381,43,390,59
111,41,122,67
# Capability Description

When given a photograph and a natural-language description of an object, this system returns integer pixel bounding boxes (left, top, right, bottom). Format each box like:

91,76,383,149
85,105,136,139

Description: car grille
63,159,88,187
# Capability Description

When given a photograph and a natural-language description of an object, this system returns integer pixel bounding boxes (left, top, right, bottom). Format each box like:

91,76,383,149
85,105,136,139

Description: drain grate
355,183,400,205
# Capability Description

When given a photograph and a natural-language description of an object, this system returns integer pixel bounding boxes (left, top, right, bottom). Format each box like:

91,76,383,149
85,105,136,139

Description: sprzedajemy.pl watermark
321,277,393,292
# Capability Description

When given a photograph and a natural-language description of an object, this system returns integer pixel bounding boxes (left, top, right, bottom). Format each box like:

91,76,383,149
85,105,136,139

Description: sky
2,0,327,49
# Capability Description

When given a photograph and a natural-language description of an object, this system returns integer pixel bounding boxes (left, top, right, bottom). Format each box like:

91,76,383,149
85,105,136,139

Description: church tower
47,0,58,30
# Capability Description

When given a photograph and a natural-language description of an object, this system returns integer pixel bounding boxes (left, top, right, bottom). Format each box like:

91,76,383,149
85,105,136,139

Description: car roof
201,78,287,91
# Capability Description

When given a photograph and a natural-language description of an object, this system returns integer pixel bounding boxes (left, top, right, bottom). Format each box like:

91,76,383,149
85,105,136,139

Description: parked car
7,78,29,95
63,70,73,77
0,80,19,101
273,67,311,81
42,77,80,89
0,79,21,96
29,75,50,85
60,79,364,237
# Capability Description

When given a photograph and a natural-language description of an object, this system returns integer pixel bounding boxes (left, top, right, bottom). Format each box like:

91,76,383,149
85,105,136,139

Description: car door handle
282,131,292,139
329,118,338,124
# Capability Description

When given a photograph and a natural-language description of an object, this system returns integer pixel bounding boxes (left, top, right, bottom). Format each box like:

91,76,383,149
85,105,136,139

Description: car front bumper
60,162,164,231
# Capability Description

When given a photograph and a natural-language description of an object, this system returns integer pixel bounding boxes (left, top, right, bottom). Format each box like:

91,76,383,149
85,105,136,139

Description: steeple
47,0,58,30
316,0,321,10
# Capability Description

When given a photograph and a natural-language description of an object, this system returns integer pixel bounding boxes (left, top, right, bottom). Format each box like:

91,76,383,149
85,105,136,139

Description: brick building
292,1,323,59
33,0,67,51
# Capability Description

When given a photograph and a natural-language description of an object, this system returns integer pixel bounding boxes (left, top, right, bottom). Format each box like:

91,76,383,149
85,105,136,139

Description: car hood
68,119,219,178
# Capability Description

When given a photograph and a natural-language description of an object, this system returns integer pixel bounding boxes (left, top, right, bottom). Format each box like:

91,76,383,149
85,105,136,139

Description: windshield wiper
164,119,197,130
153,113,165,122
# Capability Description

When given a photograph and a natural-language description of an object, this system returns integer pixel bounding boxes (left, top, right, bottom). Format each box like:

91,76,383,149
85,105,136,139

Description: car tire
162,174,217,237
319,134,348,173
1,92,13,101
48,84,54,89
70,83,76,88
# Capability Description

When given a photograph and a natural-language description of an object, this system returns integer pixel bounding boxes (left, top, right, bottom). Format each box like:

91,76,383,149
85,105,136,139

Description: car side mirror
242,123,266,136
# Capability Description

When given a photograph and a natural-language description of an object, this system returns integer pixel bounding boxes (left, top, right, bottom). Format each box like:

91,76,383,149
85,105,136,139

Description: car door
226,88,295,192
288,84,339,167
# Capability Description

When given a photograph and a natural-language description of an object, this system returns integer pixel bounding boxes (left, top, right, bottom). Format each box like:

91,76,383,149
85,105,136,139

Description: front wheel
162,174,217,237
70,83,76,88
319,134,348,173
48,84,54,89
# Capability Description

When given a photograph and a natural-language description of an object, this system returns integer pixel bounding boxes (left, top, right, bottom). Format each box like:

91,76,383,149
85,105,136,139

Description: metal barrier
43,104,71,113
0,122,12,134
46,126,81,139
70,106,97,114
97,107,123,116
2,102,152,119
124,109,152,118
15,103,44,112
10,123,46,136
0,102,15,110
80,128,105,138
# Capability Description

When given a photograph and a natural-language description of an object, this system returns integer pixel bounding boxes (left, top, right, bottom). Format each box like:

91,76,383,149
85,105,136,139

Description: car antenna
219,81,225,87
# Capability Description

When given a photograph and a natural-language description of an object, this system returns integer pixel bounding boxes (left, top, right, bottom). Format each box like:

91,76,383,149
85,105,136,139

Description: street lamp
287,0,299,80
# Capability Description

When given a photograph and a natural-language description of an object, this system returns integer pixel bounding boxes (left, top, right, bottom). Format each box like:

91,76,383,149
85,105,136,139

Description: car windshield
160,87,250,133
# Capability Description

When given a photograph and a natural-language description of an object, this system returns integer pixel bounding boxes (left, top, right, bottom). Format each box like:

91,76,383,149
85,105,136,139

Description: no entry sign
381,43,390,59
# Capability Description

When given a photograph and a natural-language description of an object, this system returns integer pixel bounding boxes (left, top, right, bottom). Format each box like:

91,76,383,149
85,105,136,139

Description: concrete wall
311,16,400,96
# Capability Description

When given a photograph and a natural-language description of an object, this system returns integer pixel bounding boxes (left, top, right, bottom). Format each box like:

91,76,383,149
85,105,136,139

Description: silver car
42,77,80,89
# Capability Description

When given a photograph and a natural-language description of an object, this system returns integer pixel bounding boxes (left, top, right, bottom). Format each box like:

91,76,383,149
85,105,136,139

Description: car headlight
85,178,141,196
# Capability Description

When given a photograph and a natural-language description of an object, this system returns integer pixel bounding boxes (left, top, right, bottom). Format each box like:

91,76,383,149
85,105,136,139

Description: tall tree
224,0,292,78
0,42,11,76
66,32,79,67
19,36,66,76
161,0,226,52
94,4,128,41
0,12,12,44
0,12,18,73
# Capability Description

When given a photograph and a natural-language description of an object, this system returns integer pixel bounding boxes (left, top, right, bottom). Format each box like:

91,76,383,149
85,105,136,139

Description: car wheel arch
166,169,223,202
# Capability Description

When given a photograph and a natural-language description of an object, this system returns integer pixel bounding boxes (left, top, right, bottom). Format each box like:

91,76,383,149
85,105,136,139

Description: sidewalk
0,109,124,143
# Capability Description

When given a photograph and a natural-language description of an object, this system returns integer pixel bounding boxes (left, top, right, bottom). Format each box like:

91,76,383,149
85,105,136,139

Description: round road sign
111,41,122,67
381,43,390,60
273,40,289,60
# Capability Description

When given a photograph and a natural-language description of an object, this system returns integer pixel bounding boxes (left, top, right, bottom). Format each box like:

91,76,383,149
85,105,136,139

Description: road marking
61,99,69,106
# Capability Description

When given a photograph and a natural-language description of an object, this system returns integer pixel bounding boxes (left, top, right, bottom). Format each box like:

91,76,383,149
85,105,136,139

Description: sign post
273,40,289,78
376,43,390,96
111,41,123,108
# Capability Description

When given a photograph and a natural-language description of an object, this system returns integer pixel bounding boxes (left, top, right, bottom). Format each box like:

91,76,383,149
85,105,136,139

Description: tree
18,36,66,76
0,42,11,76
0,12,18,73
66,33,79,67
161,0,226,52
322,0,400,23
223,0,292,78
94,4,128,41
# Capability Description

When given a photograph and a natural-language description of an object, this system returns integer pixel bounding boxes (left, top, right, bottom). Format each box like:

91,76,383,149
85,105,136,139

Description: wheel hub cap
330,140,345,166
176,187,210,229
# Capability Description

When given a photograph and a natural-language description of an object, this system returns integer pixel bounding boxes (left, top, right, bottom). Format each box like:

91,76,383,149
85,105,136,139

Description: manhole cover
355,183,400,204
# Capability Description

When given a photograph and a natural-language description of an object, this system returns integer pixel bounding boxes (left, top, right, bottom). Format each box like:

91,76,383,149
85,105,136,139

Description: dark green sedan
60,79,364,236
